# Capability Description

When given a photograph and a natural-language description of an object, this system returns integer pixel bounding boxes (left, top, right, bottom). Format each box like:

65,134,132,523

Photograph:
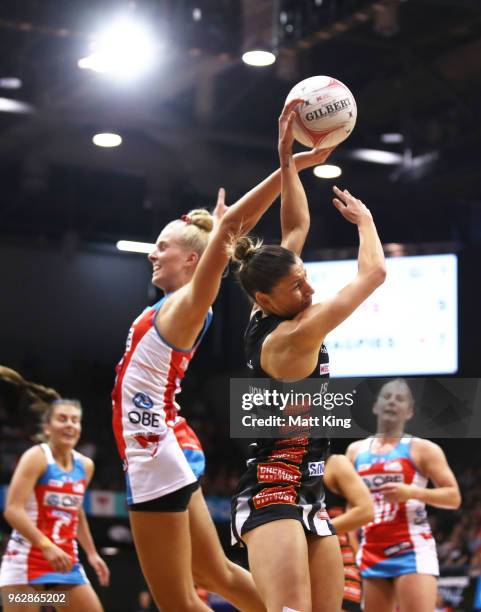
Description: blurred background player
0,367,109,612
323,453,374,612
230,102,386,612
346,378,461,612
111,98,332,611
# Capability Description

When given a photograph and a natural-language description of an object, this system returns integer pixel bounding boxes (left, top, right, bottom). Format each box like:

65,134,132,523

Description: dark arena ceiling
0,0,480,249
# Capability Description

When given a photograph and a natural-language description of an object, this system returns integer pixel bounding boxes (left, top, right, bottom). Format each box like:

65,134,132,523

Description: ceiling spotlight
116,240,154,254
381,132,404,144
0,77,22,90
78,16,159,80
0,97,34,114
313,164,342,179
242,50,276,67
93,133,122,148
349,148,403,165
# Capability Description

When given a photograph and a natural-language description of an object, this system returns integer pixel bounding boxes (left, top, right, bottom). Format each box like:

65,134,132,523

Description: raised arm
160,101,313,341
286,187,386,349
324,454,374,533
279,106,334,255
4,447,74,573
279,103,310,255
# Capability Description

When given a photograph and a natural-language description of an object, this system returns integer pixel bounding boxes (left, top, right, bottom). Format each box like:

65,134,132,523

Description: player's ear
406,401,414,421
254,291,274,311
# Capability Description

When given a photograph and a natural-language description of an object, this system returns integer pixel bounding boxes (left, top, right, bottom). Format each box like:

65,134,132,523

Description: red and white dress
0,443,89,586
112,296,212,505
353,436,439,578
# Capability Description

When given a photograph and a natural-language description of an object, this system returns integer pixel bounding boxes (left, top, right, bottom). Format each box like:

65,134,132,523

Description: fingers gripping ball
285,75,357,148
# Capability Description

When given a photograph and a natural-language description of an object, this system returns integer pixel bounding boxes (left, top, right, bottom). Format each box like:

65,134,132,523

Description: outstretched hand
212,187,228,231
332,185,372,225
304,145,336,166
278,98,302,166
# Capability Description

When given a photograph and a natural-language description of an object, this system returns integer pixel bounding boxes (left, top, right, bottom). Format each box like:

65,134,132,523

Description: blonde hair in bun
175,208,213,256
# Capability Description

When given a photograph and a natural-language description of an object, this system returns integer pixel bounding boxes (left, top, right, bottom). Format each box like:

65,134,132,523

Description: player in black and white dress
230,103,386,612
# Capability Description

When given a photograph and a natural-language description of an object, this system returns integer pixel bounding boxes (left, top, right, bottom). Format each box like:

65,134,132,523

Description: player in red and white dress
111,99,334,611
0,398,109,612
347,379,461,612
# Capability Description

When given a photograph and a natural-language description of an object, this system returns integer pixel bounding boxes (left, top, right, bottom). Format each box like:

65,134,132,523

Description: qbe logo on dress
308,461,325,476
133,392,154,410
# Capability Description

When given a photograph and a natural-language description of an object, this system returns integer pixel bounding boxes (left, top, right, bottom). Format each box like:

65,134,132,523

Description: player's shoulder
410,437,443,456
16,445,48,473
326,453,351,470
75,452,94,476
346,438,368,461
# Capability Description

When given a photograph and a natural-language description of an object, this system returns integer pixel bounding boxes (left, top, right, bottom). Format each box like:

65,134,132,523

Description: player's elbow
4,504,19,526
371,264,386,287
450,489,462,510
360,501,375,525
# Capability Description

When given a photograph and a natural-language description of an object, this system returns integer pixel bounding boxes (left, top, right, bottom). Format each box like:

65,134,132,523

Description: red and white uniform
0,444,88,586
112,296,212,505
354,436,439,578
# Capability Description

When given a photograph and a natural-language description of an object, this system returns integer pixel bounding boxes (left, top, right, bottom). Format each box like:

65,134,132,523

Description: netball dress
112,295,212,505
0,444,88,586
354,436,439,578
231,310,335,544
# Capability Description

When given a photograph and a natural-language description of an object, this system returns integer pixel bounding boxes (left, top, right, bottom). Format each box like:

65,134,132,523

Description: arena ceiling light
93,133,122,147
381,132,404,144
0,97,33,114
242,50,276,67
349,148,403,165
313,164,342,179
116,240,154,254
78,16,159,80
0,77,22,89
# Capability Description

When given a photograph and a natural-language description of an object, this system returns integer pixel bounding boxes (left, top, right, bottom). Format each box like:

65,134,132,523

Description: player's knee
153,588,200,611
193,558,236,592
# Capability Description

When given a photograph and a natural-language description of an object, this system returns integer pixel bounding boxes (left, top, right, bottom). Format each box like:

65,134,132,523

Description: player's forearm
224,152,318,234
222,166,281,233
330,505,373,533
4,505,51,548
281,156,310,246
356,216,386,280
77,509,97,556
410,485,461,509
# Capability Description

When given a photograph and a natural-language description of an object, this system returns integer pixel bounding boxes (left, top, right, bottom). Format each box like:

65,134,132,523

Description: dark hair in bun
228,236,297,300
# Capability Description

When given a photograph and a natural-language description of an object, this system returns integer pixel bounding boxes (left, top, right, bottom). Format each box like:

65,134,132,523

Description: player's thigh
188,488,231,586
1,584,41,612
362,577,396,612
307,534,344,612
394,573,437,612
54,584,103,612
244,519,312,612
129,509,201,608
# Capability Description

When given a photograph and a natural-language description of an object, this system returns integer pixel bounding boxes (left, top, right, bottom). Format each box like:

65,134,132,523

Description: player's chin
151,273,164,289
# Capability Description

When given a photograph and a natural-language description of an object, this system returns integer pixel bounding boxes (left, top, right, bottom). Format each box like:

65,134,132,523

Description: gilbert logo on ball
285,75,357,148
